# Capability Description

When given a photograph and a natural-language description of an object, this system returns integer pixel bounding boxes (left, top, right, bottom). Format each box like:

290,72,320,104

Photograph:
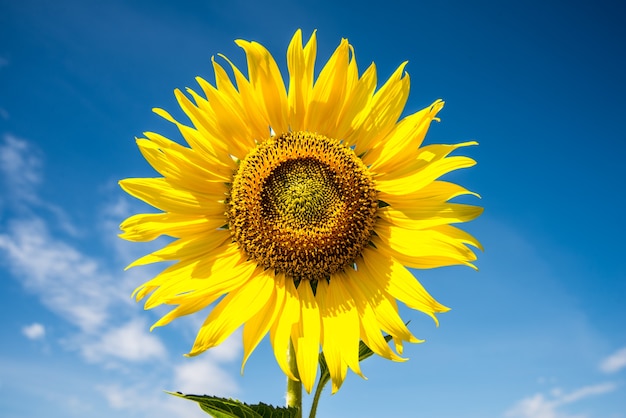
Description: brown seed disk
227,131,378,280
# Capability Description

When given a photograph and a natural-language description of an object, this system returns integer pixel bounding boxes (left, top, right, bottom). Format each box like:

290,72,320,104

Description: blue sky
1,0,625,417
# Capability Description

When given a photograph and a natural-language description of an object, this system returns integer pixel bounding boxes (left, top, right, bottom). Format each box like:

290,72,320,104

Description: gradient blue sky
1,1,625,417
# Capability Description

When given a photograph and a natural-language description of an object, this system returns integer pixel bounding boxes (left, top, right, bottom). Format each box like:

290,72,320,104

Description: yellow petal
194,60,257,157
380,180,480,210
136,242,247,305
342,268,405,361
287,29,317,131
349,62,410,154
235,38,289,134
304,38,351,134
348,263,421,343
292,282,320,393
140,131,233,181
217,53,271,142
378,202,484,230
361,246,449,325
334,60,378,141
317,279,347,392
241,271,285,372
152,107,235,170
318,276,362,392
374,221,480,269
376,141,478,181
120,212,226,242
152,300,212,330
136,137,231,187
392,335,404,356
436,224,484,251
188,266,275,356
173,88,232,155
125,228,230,268
119,178,225,215
376,155,476,196
270,277,300,381
364,100,444,169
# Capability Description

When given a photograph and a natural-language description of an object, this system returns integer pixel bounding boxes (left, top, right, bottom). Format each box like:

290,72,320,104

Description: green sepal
167,392,299,418
357,334,394,363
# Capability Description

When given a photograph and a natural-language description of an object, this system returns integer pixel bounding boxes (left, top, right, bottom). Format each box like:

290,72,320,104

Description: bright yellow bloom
120,30,482,393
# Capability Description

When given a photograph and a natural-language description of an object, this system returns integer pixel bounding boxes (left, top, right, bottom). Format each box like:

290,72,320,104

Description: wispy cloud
172,333,241,397
81,319,167,364
0,134,42,203
0,134,136,335
95,344,241,418
0,134,79,235
0,135,243,415
22,322,46,340
97,382,208,418
600,347,626,374
173,357,239,397
504,382,617,418
0,217,118,331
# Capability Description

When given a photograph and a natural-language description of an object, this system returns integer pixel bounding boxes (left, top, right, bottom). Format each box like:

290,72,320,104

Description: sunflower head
227,131,378,281
119,29,482,394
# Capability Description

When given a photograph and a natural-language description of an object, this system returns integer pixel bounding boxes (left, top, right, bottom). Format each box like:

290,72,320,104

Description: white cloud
22,322,46,340
0,134,42,202
204,329,242,363
505,393,569,418
0,217,116,331
600,347,626,374
504,383,617,418
98,384,130,409
81,319,167,363
95,340,241,417
98,383,209,418
1,135,242,415
173,357,239,397
169,331,241,397
558,383,616,403
0,134,79,235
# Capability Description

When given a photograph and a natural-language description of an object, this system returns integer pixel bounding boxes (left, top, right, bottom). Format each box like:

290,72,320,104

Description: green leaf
168,392,299,418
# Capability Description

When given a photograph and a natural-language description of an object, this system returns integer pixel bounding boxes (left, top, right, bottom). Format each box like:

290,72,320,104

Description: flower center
227,131,378,280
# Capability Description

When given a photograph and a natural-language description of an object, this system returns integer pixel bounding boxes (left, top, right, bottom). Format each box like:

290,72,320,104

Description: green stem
308,376,326,418
286,341,302,418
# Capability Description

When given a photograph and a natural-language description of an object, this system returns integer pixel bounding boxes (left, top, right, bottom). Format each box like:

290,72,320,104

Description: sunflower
119,30,482,393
